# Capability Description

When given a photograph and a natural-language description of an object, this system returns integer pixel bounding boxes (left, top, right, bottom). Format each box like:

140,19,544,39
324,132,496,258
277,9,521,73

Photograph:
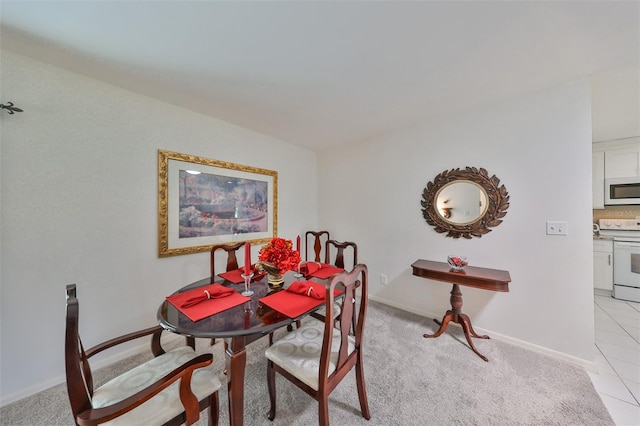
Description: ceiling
1,1,638,151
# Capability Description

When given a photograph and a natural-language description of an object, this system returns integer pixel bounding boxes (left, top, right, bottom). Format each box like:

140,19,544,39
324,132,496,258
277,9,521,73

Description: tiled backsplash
593,205,640,222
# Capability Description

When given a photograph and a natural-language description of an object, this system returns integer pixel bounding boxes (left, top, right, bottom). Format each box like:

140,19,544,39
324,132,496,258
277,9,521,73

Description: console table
411,259,511,362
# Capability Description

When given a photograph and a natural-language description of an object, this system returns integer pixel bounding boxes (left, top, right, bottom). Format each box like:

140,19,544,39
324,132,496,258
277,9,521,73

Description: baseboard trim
368,295,597,372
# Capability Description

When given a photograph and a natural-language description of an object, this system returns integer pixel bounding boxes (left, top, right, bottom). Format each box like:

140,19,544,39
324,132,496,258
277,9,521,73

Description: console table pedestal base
423,284,490,362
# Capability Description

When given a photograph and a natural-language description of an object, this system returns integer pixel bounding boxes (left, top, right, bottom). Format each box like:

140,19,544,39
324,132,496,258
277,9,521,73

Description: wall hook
0,102,23,114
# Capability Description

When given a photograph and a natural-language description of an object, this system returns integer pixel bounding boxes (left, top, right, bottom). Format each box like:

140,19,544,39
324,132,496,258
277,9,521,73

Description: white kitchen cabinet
604,143,640,178
593,151,605,209
593,239,613,292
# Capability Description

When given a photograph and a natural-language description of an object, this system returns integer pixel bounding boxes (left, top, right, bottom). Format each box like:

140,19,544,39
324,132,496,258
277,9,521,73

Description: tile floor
590,291,640,426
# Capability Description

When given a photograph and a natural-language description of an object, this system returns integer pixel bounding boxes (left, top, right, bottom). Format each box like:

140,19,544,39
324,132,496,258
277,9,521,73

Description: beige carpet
1,301,613,425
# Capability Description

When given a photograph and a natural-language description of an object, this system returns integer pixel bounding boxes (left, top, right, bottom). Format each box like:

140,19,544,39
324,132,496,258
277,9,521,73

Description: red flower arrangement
258,237,301,274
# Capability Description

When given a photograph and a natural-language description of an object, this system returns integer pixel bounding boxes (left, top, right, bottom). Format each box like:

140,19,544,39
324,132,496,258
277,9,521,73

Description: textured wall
0,50,318,404
318,80,595,363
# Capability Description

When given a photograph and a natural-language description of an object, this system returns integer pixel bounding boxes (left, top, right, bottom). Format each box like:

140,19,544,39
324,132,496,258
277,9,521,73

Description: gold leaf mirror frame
421,167,510,239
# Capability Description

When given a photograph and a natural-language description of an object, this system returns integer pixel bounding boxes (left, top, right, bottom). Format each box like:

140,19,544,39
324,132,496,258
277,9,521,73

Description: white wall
0,47,603,404
318,80,595,361
592,64,640,142
0,50,318,404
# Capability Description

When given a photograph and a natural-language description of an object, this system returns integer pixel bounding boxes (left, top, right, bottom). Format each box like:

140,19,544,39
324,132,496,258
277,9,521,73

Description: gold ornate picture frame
158,149,277,257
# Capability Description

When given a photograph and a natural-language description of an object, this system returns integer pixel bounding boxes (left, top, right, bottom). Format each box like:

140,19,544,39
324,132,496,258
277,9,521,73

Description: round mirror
435,180,488,225
421,167,509,239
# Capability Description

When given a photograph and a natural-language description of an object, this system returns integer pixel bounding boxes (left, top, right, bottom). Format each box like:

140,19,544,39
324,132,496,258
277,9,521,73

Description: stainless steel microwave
605,177,640,205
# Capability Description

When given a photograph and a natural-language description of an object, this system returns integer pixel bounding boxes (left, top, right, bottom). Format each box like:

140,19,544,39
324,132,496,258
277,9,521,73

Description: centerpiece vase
255,261,285,289
267,272,285,288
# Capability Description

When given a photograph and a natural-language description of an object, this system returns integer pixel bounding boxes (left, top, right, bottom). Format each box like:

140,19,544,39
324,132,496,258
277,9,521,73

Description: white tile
602,304,640,320
604,299,634,311
604,308,640,323
589,371,638,404
597,306,614,317
597,342,640,366
597,295,632,308
622,378,640,406
595,296,640,425
598,393,640,426
597,322,633,337
609,358,640,383
622,324,640,343
597,310,616,323
596,331,640,351
593,294,624,306
606,302,640,313
596,351,619,376
613,315,640,329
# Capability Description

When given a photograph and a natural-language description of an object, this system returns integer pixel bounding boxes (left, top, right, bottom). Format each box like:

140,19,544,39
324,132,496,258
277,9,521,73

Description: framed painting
158,149,277,257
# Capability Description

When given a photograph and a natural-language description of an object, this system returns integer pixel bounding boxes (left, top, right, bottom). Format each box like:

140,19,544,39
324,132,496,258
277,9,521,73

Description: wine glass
241,273,254,296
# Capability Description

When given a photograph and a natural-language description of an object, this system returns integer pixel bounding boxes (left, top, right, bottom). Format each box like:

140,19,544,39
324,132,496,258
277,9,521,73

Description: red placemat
219,267,265,284
259,281,340,319
308,265,344,279
166,284,250,322
218,268,245,284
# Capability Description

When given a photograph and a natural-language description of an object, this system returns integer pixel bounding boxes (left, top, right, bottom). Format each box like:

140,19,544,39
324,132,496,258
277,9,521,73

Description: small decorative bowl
447,255,468,271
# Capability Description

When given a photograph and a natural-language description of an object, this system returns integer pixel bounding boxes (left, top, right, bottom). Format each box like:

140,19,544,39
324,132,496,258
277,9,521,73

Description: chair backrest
210,241,244,277
320,264,368,386
305,231,330,262
325,239,358,269
65,284,94,422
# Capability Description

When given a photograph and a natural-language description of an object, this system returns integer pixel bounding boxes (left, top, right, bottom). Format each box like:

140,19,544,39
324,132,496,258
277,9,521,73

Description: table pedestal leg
423,284,490,362
225,337,247,426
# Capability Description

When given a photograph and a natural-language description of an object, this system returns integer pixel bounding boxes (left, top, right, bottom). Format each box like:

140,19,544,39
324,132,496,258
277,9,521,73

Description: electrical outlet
546,221,568,236
380,274,388,286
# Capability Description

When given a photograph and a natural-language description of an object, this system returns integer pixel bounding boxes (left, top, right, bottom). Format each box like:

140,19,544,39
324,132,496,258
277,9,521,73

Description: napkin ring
307,288,313,297
204,290,211,299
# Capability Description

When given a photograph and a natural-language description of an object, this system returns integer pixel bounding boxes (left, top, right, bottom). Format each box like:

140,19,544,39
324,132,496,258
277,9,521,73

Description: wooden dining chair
65,284,221,426
324,239,358,269
210,241,245,346
308,240,358,325
265,264,370,426
305,231,330,262
210,241,244,277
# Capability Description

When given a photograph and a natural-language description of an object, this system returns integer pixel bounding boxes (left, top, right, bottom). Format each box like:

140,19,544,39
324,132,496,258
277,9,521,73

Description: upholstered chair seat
92,346,221,425
311,303,341,322
265,320,354,391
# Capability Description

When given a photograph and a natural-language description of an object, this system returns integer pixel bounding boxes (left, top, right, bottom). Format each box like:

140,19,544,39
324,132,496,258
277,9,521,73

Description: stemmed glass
241,273,254,296
294,260,308,282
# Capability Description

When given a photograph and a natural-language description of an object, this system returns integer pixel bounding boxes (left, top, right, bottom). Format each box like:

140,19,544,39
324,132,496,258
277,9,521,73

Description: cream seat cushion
313,302,341,320
265,320,355,391
91,346,221,425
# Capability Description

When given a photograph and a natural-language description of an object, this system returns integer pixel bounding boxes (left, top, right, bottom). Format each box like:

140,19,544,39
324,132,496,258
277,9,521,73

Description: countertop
593,234,613,241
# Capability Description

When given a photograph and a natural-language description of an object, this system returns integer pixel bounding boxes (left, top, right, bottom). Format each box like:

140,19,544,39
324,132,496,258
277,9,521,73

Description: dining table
157,264,344,426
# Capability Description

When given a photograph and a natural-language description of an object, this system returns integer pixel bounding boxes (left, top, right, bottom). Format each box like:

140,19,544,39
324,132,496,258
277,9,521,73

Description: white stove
599,218,640,302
